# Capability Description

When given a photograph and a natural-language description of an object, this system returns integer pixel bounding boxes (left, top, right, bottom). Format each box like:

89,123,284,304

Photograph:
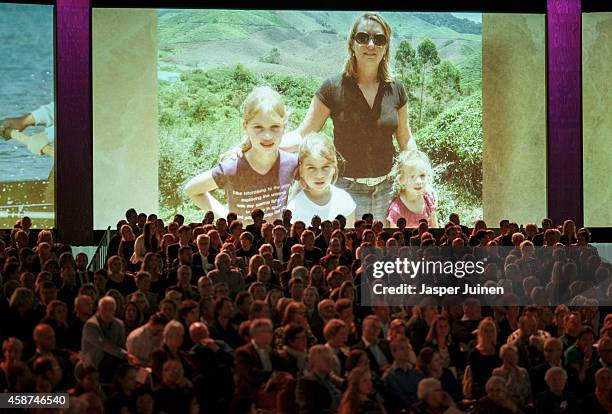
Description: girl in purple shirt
185,86,298,224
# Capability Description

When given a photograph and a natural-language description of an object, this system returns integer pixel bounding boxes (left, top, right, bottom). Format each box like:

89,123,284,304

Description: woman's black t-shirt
316,74,408,178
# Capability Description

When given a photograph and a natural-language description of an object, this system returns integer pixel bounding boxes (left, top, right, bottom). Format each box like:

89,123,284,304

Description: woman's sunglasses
354,31,387,47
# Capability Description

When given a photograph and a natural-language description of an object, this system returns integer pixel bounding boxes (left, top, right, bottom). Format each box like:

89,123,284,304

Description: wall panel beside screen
93,8,547,229
583,11,612,228
0,2,55,228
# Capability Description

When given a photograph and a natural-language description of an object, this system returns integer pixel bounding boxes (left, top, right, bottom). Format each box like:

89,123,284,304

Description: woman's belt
342,174,389,186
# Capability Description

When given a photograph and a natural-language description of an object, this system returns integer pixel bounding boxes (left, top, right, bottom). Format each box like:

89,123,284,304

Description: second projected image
0,3,55,228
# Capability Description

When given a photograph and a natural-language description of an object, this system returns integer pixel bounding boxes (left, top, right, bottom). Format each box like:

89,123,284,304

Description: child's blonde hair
295,132,343,189
391,150,434,195
239,86,288,153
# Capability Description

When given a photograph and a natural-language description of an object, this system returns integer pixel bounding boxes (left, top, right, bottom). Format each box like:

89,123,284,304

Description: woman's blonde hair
295,132,343,189
238,86,288,154
391,150,434,195
343,12,393,82
476,316,498,347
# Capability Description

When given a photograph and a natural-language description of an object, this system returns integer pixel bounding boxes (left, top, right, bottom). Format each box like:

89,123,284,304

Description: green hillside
158,9,294,44
157,10,482,83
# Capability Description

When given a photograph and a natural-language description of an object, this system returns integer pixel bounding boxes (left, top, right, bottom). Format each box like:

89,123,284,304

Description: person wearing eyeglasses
281,12,417,223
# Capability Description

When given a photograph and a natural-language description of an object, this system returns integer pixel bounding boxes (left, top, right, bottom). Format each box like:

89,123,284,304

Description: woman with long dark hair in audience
117,224,136,271
105,290,126,320
105,256,136,298
345,231,359,256
424,315,463,374
560,219,577,246
123,301,144,336
308,264,327,297
287,220,306,247
277,323,309,378
338,367,386,414
132,221,159,267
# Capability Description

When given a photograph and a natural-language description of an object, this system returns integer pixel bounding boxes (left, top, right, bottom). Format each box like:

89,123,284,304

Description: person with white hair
409,377,463,414
535,367,579,414
80,296,138,383
475,376,523,414
150,320,192,386
491,344,532,407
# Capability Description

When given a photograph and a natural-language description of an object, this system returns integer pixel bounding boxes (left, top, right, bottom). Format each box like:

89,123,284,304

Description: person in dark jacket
296,345,342,414
534,366,580,414
232,318,280,414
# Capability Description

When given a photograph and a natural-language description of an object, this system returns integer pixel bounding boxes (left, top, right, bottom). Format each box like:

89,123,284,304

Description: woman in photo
185,86,298,224
282,12,417,222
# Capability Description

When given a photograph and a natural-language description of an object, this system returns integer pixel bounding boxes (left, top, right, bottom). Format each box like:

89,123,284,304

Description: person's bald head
97,296,117,323
189,321,210,343
33,323,55,351
74,295,94,316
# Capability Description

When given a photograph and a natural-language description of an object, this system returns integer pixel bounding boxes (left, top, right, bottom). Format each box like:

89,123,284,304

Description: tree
416,38,440,129
260,47,281,64
394,40,416,80
428,60,462,108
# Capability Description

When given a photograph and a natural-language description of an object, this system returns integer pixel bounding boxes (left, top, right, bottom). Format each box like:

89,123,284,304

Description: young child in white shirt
287,132,355,224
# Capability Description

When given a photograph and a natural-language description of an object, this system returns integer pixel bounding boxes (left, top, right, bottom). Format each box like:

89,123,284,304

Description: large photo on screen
93,9,546,229
0,3,55,228
157,10,483,225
